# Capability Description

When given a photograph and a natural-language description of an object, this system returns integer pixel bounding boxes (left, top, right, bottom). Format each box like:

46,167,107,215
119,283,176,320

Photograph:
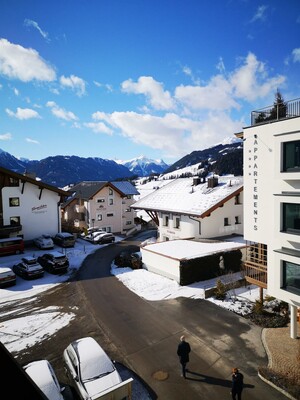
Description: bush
214,279,227,300
246,310,289,328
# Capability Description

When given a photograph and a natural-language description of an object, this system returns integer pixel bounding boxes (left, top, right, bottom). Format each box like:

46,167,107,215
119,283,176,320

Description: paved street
75,231,284,399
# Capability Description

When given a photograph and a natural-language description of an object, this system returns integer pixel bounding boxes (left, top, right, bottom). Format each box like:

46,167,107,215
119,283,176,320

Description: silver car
63,336,125,400
33,234,54,250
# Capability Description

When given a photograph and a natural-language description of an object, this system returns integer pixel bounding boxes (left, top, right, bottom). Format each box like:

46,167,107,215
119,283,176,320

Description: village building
237,96,300,339
62,181,139,234
0,166,69,242
131,175,244,241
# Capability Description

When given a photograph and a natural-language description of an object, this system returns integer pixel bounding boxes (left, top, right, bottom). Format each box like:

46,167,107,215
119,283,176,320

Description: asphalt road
73,230,284,400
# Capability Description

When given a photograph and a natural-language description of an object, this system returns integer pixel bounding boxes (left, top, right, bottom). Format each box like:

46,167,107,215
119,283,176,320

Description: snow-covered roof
143,239,246,261
132,176,243,217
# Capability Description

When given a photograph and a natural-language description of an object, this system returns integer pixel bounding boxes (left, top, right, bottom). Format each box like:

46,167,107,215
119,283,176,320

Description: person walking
177,335,191,378
231,367,244,400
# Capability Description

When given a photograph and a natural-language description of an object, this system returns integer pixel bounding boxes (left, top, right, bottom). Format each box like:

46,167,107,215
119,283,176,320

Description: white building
132,175,243,241
62,181,139,234
239,97,300,339
0,167,69,241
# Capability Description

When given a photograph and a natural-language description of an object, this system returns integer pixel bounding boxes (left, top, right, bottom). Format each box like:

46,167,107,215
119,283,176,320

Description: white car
0,267,16,288
23,359,65,400
33,234,54,250
63,336,123,400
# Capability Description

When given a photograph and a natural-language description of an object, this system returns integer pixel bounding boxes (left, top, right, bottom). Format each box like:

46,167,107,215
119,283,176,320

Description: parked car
114,249,142,269
23,359,66,400
37,251,69,274
12,256,44,280
63,336,123,400
33,234,54,250
94,232,115,244
0,267,16,288
53,232,75,248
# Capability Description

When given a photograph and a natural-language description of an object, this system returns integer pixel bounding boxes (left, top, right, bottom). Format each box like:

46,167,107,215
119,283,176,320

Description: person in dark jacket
177,335,191,378
231,367,244,400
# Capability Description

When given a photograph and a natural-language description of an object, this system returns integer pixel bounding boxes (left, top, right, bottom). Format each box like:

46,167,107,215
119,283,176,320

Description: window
163,215,169,227
10,216,20,225
125,221,132,225
109,198,113,205
235,216,241,224
107,213,114,217
235,194,241,205
282,260,300,295
97,198,105,203
282,140,300,172
282,203,300,234
109,188,113,195
97,214,102,221
126,195,132,199
9,197,20,207
224,217,230,226
174,216,180,229
9,177,19,186
125,207,131,212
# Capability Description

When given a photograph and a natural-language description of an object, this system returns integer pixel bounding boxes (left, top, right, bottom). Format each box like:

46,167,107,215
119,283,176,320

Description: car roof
46,251,67,258
56,232,74,237
22,256,37,262
23,360,63,400
72,337,116,381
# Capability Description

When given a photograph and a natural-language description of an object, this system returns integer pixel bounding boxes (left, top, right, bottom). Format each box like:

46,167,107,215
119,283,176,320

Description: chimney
207,176,218,188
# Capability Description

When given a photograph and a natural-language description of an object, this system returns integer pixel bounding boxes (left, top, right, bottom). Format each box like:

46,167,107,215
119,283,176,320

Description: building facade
240,98,300,338
0,167,69,241
132,176,243,241
62,181,139,234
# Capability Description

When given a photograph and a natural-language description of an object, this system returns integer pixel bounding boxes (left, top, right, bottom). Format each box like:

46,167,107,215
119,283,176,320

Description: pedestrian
231,367,244,400
177,335,191,378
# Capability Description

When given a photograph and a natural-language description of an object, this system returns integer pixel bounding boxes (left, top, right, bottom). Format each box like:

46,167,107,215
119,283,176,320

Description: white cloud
5,107,41,120
250,5,268,22
230,52,285,101
0,38,56,82
24,19,49,41
26,137,39,144
84,122,112,134
0,132,12,140
60,74,86,97
13,87,19,96
46,101,78,121
121,76,175,110
94,81,113,92
292,48,300,63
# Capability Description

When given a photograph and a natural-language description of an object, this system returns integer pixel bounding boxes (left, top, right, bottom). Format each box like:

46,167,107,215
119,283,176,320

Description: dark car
53,232,75,248
12,256,44,280
37,252,69,274
93,232,115,244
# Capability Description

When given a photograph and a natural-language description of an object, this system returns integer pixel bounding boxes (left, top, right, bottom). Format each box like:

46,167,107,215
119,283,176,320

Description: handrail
251,97,300,125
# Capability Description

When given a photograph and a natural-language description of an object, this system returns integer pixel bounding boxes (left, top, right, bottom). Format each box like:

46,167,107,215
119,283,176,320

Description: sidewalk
262,325,300,399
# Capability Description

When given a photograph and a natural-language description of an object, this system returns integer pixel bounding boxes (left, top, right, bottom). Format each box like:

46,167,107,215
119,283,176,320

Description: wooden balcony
243,242,268,289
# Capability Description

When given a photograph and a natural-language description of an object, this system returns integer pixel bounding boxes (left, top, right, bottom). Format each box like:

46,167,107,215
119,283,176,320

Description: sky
0,0,299,165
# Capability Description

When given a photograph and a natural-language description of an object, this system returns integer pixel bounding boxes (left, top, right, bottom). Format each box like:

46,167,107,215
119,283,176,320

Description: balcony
251,97,300,126
243,242,267,288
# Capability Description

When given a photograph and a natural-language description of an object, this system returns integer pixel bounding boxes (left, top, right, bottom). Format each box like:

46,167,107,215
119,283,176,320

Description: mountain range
0,138,243,187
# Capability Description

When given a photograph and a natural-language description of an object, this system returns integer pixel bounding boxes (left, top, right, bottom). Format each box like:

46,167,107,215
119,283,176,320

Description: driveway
74,231,284,400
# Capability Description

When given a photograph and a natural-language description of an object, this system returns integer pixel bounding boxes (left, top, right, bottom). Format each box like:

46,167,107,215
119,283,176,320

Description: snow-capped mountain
117,155,169,177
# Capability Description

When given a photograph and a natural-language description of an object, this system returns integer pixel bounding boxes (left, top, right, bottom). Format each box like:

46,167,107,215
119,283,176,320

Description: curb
258,372,298,400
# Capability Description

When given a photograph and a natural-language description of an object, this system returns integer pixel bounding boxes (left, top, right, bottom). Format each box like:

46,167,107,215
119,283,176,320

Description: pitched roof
131,176,243,217
0,166,70,197
110,181,139,195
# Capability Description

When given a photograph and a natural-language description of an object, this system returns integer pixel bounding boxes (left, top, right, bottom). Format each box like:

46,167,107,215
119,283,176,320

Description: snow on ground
0,236,267,353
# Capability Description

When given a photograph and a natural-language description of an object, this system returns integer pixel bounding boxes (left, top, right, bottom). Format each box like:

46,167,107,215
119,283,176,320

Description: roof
142,239,246,261
110,181,139,195
0,166,70,197
131,176,243,217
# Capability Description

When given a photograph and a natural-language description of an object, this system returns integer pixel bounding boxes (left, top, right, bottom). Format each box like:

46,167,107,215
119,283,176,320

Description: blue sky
0,0,299,165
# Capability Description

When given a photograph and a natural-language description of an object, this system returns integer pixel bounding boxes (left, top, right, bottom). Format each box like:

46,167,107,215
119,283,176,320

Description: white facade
2,180,64,241
159,193,243,241
243,116,300,337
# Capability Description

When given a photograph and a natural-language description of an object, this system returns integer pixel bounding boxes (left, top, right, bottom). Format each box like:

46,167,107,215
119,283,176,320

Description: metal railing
251,97,300,126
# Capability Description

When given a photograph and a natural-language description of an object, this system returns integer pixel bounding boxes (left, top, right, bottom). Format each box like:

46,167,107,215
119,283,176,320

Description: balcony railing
251,97,300,126
243,242,268,288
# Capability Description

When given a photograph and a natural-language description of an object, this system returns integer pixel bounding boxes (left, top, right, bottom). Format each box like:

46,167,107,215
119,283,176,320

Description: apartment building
238,97,300,338
62,181,139,234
